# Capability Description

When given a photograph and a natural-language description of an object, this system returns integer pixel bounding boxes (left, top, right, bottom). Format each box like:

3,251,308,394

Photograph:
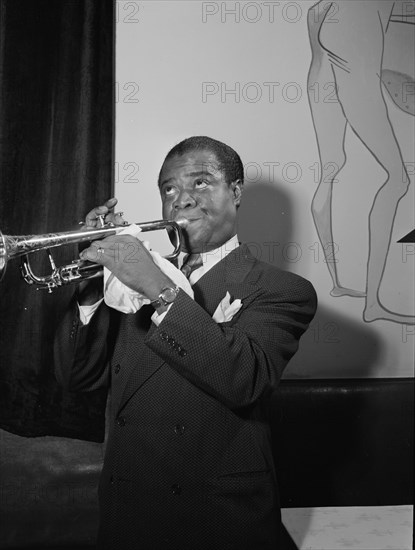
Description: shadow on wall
236,178,384,378
237,178,294,272
286,303,384,378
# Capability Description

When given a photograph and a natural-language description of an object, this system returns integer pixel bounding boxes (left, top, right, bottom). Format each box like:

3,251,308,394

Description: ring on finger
97,247,105,255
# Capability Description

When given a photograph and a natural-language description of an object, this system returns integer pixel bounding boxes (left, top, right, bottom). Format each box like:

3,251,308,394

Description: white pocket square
212,291,242,323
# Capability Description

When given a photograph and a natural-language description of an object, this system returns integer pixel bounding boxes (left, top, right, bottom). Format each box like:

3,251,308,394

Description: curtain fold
0,0,113,441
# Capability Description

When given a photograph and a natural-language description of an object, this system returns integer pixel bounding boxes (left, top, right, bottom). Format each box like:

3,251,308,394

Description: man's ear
231,179,243,207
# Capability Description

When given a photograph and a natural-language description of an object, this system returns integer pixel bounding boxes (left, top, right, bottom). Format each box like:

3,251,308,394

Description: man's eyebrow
187,170,216,178
159,177,173,187
159,169,218,188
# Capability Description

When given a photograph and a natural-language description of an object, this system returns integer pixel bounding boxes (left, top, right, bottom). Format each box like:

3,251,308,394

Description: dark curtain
0,0,113,441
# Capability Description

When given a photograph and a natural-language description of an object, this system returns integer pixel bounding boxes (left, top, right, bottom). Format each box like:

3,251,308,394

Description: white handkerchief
103,224,193,313
212,291,242,323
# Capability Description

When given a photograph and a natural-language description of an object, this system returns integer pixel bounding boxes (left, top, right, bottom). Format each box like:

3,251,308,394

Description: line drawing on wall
307,0,414,324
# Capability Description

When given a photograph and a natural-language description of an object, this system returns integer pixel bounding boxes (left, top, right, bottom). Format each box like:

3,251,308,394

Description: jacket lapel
192,243,259,315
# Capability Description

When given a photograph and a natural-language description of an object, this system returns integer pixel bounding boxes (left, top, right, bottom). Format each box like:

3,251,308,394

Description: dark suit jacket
54,244,317,550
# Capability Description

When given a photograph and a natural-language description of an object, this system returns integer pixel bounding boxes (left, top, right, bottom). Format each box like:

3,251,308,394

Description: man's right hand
78,197,127,305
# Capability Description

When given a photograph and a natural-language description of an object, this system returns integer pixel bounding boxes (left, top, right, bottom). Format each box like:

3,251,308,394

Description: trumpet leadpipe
0,218,187,288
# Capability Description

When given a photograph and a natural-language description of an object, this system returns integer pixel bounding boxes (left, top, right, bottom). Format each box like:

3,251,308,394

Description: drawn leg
332,66,413,324
315,1,414,323
307,3,365,297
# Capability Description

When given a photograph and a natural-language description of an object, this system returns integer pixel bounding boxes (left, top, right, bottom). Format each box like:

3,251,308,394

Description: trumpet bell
0,230,8,281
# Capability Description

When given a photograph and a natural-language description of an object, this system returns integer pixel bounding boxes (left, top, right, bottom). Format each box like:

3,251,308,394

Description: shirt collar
178,234,239,273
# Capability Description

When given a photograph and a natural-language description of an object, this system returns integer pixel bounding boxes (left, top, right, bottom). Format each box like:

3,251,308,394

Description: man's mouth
175,217,200,226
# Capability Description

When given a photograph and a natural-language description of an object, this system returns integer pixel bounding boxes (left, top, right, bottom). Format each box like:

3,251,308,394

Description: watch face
161,287,178,304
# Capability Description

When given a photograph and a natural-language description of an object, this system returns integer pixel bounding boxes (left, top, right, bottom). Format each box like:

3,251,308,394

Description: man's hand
78,197,127,305
83,197,127,229
79,234,175,301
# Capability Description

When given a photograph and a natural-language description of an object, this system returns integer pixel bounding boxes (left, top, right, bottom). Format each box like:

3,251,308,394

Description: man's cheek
161,203,170,218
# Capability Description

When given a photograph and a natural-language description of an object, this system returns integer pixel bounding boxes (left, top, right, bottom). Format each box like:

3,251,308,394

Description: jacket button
171,484,182,495
174,424,185,436
178,349,187,357
160,331,168,341
117,416,126,427
114,364,121,374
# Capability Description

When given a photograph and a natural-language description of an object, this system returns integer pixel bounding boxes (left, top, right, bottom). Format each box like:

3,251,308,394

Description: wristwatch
150,286,180,314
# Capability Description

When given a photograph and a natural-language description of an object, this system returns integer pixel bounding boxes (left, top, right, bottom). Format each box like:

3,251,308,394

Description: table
282,505,413,550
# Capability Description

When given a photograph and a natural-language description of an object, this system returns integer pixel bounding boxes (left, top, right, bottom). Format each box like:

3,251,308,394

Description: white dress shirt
78,234,240,325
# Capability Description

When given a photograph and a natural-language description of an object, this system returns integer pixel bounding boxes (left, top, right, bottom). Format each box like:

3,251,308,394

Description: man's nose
173,189,196,209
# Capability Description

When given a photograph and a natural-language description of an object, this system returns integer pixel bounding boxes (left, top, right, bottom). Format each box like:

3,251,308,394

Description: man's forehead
161,150,222,178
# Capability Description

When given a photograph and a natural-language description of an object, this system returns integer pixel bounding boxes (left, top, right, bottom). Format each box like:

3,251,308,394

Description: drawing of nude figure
307,0,414,324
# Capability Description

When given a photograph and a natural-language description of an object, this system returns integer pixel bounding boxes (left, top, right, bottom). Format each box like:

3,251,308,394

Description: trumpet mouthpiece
175,218,189,228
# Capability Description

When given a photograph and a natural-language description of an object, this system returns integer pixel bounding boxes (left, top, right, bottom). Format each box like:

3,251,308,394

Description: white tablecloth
282,505,413,550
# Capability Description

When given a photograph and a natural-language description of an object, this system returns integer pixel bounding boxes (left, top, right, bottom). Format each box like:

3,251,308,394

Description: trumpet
0,218,186,292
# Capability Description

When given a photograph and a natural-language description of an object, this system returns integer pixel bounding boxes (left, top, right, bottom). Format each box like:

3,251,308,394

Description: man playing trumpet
54,136,317,550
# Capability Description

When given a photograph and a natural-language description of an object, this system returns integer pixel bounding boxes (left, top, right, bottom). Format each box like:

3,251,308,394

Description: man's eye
163,186,176,196
195,179,208,188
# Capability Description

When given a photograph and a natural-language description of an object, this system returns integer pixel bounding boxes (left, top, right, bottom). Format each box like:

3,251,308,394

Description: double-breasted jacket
54,244,317,550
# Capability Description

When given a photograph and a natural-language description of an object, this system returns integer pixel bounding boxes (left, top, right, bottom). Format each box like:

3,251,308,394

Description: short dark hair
158,136,244,186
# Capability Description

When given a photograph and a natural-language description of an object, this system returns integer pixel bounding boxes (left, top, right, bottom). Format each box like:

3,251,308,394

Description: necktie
180,253,203,279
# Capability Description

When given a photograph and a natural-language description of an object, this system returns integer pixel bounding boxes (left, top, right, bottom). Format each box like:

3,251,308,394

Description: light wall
115,0,415,378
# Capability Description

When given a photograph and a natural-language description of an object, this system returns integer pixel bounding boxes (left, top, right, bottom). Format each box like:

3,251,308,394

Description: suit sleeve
53,294,112,392
145,274,317,409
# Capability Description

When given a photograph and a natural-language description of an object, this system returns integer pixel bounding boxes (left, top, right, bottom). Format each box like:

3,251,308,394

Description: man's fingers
79,241,107,263
114,211,129,225
80,236,148,267
84,198,121,228
104,197,118,209
104,210,128,227
85,206,110,227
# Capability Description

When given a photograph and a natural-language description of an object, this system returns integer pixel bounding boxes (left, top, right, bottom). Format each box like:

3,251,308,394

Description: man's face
159,149,242,253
